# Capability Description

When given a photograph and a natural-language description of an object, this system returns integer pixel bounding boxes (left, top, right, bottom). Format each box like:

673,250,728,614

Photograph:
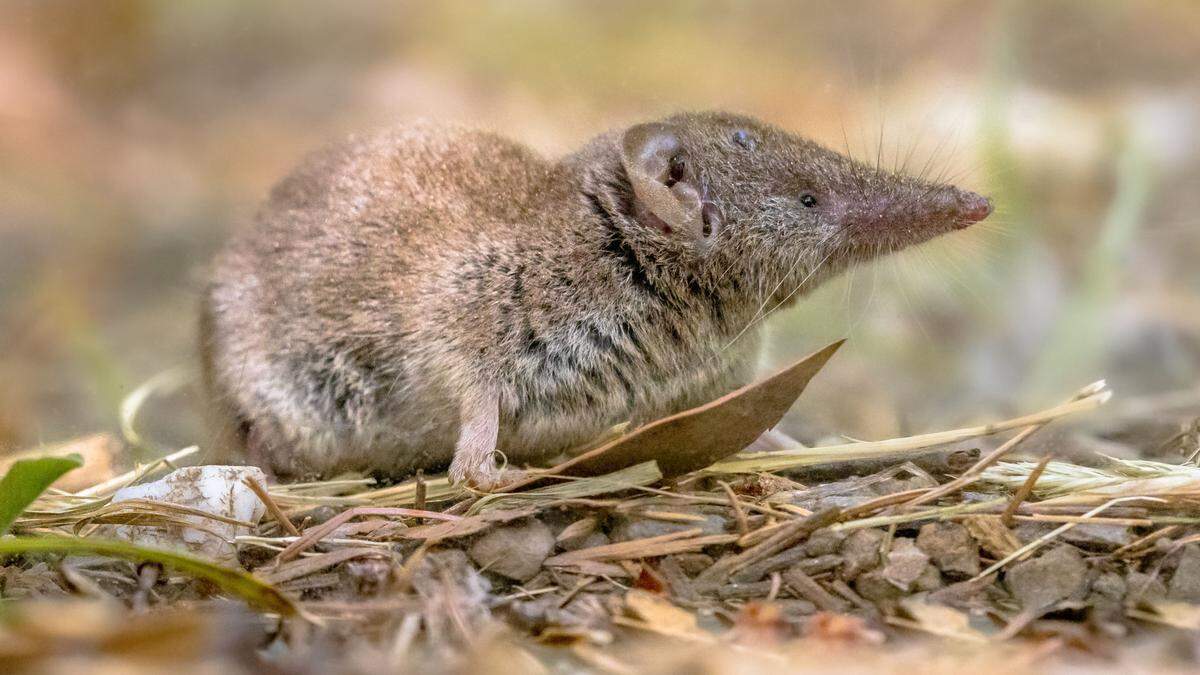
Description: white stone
107,465,268,564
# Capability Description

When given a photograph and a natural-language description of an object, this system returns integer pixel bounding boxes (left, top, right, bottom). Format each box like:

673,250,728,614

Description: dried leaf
1129,601,1200,630
893,598,989,642
804,612,885,644
633,564,668,593
621,589,704,638
556,517,599,543
0,434,119,492
962,515,1023,558
543,340,843,479
732,602,789,644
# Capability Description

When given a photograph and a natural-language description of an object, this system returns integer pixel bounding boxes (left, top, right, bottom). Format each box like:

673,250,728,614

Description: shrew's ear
621,123,715,245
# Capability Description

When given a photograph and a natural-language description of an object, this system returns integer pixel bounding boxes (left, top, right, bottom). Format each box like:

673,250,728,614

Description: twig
1113,525,1181,559
274,507,460,564
829,579,876,614
718,480,750,536
546,529,738,566
693,508,840,590
972,496,1163,581
244,477,300,536
838,488,932,521
1001,454,1053,527
782,567,847,612
260,547,394,585
413,470,426,513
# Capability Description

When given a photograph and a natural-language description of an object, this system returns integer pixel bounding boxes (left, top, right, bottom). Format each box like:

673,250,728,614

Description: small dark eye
731,129,755,150
800,194,818,208
667,154,686,184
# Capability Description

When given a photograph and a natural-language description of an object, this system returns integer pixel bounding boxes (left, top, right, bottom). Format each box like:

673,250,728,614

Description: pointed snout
951,189,993,227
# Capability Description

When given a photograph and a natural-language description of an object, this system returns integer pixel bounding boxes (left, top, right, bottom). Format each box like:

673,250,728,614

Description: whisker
892,255,932,342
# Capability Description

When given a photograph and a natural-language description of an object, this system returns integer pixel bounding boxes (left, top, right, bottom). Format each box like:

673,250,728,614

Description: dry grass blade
119,366,193,450
693,507,840,589
712,382,1110,474
545,529,739,566
470,461,663,514
1001,454,1053,526
903,382,1106,508
1113,525,1181,558
268,475,464,510
76,446,200,498
260,547,396,585
274,506,461,563
982,456,1200,503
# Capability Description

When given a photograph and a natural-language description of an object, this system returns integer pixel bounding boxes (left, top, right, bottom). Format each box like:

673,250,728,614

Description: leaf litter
4,341,1200,672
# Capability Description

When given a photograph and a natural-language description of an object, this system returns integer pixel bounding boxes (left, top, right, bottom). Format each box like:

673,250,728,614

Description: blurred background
2,0,1199,460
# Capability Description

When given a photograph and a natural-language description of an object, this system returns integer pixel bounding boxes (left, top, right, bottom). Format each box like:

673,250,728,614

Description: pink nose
956,190,993,223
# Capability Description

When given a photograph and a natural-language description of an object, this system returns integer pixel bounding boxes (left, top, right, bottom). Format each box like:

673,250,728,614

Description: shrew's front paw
451,390,503,491
448,451,504,491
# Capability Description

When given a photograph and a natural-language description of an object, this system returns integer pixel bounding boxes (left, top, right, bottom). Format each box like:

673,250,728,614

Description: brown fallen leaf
1128,601,1200,630
731,601,790,645
516,340,843,482
962,515,1023,558
0,434,120,492
556,516,600,543
616,589,710,641
804,612,885,645
633,564,668,594
890,597,989,642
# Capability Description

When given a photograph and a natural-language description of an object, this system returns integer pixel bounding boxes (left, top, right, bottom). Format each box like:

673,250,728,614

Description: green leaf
0,453,83,535
0,536,298,617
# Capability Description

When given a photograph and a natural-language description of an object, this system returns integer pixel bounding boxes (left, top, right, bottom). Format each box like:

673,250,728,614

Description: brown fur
201,112,990,484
